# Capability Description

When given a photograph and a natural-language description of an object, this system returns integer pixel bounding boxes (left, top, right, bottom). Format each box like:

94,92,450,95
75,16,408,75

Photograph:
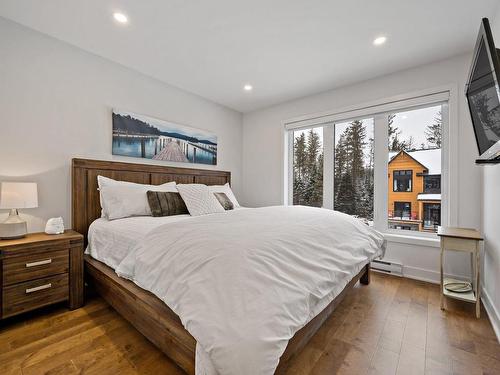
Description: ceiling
1,0,498,113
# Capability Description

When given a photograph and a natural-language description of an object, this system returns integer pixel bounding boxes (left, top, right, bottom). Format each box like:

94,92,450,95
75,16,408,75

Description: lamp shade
0,182,38,209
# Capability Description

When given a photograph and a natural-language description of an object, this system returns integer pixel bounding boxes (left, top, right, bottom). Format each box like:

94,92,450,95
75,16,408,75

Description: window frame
393,170,413,192
423,202,441,227
283,85,458,243
393,201,412,219
423,175,441,194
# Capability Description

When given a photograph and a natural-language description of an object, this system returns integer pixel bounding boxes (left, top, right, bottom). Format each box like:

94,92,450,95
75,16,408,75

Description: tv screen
465,18,500,159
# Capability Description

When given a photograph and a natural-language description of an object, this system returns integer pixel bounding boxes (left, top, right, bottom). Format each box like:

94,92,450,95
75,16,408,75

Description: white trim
482,287,500,343
284,128,293,205
402,265,467,284
284,86,451,130
322,125,334,209
447,84,459,226
373,114,389,231
385,233,440,248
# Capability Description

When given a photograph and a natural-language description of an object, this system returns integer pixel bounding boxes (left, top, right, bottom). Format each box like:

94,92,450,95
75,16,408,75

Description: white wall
241,53,482,283
482,6,500,341
0,17,242,232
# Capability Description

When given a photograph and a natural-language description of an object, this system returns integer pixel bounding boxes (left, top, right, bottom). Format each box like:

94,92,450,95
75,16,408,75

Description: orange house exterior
388,149,441,232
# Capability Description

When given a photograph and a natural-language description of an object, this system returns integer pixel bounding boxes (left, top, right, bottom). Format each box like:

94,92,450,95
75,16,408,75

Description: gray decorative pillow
146,191,189,217
214,192,234,210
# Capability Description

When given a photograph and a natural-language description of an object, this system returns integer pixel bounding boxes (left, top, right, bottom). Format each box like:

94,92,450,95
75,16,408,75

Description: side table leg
440,241,445,311
475,241,480,319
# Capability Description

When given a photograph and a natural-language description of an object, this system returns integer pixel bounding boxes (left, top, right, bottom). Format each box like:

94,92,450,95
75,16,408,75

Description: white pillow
177,184,225,216
208,183,240,207
97,176,177,220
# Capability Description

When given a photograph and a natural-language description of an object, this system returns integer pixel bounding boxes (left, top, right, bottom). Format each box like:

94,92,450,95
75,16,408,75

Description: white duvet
116,206,385,375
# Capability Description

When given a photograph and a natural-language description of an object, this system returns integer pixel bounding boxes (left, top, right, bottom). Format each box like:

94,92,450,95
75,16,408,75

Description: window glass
334,118,374,225
286,98,446,236
388,105,442,232
394,202,412,219
393,170,412,192
423,203,441,230
292,127,323,207
424,175,441,193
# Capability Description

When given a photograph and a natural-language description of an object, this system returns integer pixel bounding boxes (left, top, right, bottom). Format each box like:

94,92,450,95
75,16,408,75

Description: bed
72,158,384,375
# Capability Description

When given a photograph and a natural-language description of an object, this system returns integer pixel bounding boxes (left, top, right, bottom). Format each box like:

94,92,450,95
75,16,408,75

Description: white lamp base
0,209,28,239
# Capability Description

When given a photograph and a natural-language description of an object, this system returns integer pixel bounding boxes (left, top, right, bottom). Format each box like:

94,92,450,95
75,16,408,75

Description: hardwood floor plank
0,273,497,375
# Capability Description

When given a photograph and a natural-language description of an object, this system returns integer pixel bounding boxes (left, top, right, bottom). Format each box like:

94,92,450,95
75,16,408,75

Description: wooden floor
1,273,499,375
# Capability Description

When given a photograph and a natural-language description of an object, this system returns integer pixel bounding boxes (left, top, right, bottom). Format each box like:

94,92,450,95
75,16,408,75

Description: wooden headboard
72,158,231,242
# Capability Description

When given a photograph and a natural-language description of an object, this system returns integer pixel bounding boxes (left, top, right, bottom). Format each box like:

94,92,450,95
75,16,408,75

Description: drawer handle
26,259,52,268
26,283,52,294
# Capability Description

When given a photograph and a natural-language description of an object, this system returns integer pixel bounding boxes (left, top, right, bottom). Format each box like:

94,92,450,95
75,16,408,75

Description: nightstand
437,226,483,318
0,230,84,319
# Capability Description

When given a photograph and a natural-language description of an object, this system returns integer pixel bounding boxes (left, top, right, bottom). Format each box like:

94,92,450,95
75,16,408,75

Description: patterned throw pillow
176,184,225,216
146,191,189,217
214,192,234,210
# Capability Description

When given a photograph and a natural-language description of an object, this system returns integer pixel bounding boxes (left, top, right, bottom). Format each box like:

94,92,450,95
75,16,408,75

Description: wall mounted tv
465,18,500,164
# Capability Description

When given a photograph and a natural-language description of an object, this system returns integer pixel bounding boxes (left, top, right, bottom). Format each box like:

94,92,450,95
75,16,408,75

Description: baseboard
481,287,500,344
402,265,467,285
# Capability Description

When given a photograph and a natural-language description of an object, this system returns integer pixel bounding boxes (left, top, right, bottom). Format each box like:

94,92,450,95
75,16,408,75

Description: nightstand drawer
2,273,69,318
3,248,69,286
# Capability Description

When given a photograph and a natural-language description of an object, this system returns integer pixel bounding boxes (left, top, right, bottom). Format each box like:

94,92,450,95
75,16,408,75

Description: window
292,127,323,207
334,118,374,224
286,89,449,238
393,170,412,192
423,203,441,230
387,105,442,233
394,202,411,219
424,175,441,193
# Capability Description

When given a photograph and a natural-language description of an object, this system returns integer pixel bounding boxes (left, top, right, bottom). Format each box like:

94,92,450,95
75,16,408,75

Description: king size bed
72,158,385,375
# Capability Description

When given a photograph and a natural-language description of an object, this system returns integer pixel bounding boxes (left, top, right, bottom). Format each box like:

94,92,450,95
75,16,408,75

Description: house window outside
393,170,412,192
423,203,441,229
424,175,441,193
394,202,411,219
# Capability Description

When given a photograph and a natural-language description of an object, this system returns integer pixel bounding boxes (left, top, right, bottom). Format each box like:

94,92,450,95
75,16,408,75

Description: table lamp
0,182,38,239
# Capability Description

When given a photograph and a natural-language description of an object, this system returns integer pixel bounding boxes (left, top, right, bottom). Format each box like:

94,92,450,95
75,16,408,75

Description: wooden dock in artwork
153,140,189,162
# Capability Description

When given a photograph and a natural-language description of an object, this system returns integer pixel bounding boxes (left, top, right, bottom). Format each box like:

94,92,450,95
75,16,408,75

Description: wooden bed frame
72,158,370,374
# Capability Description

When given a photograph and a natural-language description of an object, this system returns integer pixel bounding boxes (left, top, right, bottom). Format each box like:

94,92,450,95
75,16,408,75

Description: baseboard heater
371,259,403,277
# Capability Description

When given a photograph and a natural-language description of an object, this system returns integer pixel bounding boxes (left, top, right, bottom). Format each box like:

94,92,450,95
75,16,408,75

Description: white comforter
116,206,385,375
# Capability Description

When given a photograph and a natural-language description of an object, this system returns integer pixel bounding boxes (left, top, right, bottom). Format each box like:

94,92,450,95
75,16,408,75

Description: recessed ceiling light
243,84,253,91
373,36,387,46
113,12,128,24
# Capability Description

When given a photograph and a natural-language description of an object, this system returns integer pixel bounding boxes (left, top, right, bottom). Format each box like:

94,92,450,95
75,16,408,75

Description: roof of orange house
389,148,441,175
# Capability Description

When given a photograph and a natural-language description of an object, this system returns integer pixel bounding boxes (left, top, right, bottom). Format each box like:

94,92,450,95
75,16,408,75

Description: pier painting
112,110,217,165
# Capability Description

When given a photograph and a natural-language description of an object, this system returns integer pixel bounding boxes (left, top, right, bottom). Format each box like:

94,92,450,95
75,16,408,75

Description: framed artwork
112,109,217,165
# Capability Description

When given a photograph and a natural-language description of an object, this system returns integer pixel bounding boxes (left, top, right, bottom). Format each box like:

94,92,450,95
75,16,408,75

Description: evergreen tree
293,133,307,205
293,129,323,207
334,121,369,217
425,111,442,148
333,121,373,221
305,129,321,173
403,135,416,151
364,136,375,220
334,133,348,208
388,113,409,152
346,120,366,182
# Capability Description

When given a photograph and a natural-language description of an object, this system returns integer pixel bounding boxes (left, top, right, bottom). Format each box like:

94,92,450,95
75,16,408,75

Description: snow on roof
417,193,441,201
389,148,441,175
